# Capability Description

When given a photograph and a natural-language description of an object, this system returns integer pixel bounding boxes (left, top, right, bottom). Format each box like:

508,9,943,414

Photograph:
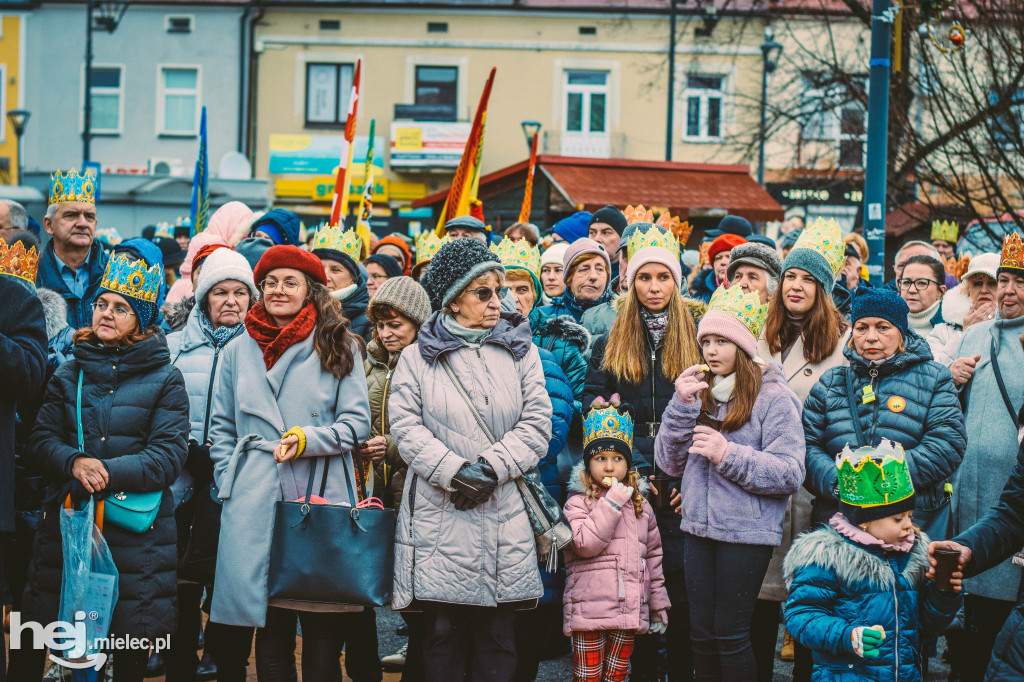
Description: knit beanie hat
365,253,403,280
552,211,592,244
708,233,746,263
250,209,302,246
625,246,683,289
851,287,909,338
748,234,777,250
254,244,327,287
540,242,569,269
154,237,185,267
697,287,768,360
312,248,360,282
727,242,783,283
192,243,231,271
781,229,802,252
372,235,412,275
782,218,845,289
562,238,611,284
367,276,431,327
195,247,258,305
422,238,505,311
589,205,628,235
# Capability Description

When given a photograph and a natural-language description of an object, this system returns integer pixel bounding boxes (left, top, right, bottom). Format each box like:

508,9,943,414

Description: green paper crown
836,439,915,509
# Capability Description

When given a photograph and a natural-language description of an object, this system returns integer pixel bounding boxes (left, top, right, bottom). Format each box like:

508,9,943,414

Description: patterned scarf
198,310,245,349
640,307,669,347
244,301,318,370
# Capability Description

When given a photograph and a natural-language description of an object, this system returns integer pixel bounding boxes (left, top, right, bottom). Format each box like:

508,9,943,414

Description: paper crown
835,439,914,509
490,237,540,279
624,204,655,225
624,205,692,245
1000,232,1024,272
154,222,175,240
49,168,96,205
707,285,769,338
311,224,362,262
99,252,163,305
415,231,450,266
931,220,959,243
0,237,39,283
95,227,123,247
945,253,970,279
627,223,681,259
583,404,634,452
792,217,845,278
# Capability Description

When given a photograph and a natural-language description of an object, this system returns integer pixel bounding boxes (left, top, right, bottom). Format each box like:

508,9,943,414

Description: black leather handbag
267,423,395,607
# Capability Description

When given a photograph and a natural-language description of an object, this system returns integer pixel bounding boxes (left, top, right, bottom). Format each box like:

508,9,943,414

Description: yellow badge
862,385,876,404
887,396,906,413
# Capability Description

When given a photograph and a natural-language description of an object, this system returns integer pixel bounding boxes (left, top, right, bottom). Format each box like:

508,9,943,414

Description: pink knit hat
697,311,757,360
562,237,611,283
625,246,682,290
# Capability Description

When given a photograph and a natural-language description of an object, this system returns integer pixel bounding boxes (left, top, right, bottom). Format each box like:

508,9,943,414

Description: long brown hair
304,274,357,380
579,466,644,518
602,287,700,384
699,349,764,432
763,278,848,364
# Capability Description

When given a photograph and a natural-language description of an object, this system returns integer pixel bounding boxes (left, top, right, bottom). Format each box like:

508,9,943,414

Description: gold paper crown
490,237,540,279
623,204,654,225
655,212,693,245
627,224,680,259
311,224,362,262
931,220,959,243
945,253,970,279
0,238,39,283
706,285,769,339
415,231,450,266
583,405,634,451
1000,232,1024,271
49,168,96,205
99,253,162,304
792,217,845,278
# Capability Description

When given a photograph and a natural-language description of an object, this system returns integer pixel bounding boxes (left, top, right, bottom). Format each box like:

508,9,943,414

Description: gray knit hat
422,238,505,310
727,242,783,282
367,276,431,327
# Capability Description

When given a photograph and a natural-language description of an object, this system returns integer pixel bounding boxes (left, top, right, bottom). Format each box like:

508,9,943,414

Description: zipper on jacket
867,368,882,444
407,475,418,538
201,345,222,444
616,557,626,600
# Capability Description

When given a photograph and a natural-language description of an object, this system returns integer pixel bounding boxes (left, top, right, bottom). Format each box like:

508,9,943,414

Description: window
158,66,199,135
318,19,340,30
800,72,867,168
165,15,192,33
989,87,1024,149
427,22,448,33
561,69,610,157
305,62,354,126
414,66,458,120
89,65,123,135
683,75,724,141
579,26,596,35
838,107,866,168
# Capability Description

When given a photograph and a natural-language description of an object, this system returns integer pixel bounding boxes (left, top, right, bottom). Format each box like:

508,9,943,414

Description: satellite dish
218,151,252,180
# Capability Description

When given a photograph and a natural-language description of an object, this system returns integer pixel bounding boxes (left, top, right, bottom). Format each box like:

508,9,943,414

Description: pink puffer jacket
562,475,670,635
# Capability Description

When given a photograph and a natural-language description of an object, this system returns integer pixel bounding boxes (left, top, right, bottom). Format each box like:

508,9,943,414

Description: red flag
330,60,361,227
517,133,539,224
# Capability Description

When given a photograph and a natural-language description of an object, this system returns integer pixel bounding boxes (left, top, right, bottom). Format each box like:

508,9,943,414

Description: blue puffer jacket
802,331,966,525
529,309,589,426
783,525,961,681
537,347,573,494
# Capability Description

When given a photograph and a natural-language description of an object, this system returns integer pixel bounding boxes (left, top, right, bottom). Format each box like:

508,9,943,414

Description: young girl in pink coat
562,397,671,682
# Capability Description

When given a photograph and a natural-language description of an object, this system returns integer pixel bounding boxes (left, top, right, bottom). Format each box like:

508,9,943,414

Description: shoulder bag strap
76,369,85,453
844,366,868,448
440,356,497,445
329,422,362,503
989,336,1020,428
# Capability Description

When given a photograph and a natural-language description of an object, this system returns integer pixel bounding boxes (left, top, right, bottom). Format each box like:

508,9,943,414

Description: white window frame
156,64,201,136
800,72,867,168
682,74,726,143
304,61,356,127
79,62,125,136
562,69,610,136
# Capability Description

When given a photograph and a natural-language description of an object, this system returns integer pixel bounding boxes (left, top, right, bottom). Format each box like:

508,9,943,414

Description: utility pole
666,0,676,161
83,0,94,163
862,0,894,285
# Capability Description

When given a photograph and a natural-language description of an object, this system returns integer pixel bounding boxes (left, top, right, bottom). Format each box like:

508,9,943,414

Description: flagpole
517,132,539,224
330,60,361,227
189,106,209,236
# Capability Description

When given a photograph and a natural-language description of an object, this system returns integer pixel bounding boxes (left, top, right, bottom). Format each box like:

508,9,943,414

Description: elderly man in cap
445,215,489,243
727,242,782,305
587,205,628,282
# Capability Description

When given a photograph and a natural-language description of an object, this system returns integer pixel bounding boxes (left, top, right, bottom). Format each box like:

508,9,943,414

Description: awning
413,155,784,223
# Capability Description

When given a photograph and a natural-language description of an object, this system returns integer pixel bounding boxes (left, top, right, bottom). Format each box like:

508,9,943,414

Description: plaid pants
571,629,635,682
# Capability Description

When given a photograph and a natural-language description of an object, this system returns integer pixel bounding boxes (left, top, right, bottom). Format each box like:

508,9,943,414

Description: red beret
192,243,232,271
709,234,747,263
254,245,327,286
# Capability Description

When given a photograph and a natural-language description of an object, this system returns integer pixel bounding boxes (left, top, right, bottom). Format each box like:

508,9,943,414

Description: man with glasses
898,254,948,337
945,233,1024,680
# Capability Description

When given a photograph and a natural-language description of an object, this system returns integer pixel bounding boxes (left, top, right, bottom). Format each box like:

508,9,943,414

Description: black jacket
35,240,109,330
24,333,189,637
0,277,48,532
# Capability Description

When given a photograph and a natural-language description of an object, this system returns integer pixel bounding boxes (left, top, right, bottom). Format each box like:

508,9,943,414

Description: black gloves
451,461,499,510
185,440,214,484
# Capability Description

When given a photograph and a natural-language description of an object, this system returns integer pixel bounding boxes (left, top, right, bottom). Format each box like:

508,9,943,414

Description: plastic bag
58,497,119,661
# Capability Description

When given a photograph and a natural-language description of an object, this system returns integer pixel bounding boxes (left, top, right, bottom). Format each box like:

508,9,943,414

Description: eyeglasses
465,286,509,302
260,278,304,294
897,278,940,292
92,301,135,319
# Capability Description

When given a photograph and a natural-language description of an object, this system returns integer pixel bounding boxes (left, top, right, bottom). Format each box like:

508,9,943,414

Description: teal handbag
76,370,162,534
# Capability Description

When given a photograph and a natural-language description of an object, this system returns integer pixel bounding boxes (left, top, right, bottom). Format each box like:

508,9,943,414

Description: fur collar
783,525,931,592
540,314,590,352
36,287,71,339
939,284,971,328
567,460,652,496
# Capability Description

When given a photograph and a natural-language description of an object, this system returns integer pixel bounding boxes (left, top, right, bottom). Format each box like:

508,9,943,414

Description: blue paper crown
99,253,163,305
49,168,96,205
583,405,634,450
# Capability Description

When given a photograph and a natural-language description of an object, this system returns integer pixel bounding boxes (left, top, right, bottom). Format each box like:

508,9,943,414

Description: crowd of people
3,168,1024,682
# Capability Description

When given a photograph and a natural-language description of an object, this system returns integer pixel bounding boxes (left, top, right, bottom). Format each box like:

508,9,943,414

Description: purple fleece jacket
654,365,805,546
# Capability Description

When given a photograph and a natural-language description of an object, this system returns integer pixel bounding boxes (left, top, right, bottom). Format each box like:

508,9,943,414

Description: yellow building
0,12,25,185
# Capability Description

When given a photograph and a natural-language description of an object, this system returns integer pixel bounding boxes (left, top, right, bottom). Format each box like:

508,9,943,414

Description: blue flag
189,106,209,236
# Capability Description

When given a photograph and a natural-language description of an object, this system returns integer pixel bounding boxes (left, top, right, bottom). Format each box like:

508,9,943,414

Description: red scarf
245,301,318,370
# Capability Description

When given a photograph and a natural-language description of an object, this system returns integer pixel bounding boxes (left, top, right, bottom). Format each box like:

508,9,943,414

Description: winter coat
364,338,408,509
0,277,47,532
335,276,372,341
388,311,550,610
207,331,371,626
756,327,851,602
529,309,589,423
36,239,110,330
538,289,611,324
536,346,574,492
952,313,1024,601
690,268,718,304
578,297,618,343
955,444,1024,680
36,288,76,371
655,364,805,546
25,334,189,638
162,296,195,333
562,464,670,635
803,332,966,526
783,525,961,681
926,285,970,367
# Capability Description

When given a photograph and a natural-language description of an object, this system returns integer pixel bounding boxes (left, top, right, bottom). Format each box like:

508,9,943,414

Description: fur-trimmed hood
538,314,590,353
938,284,971,328
161,296,195,332
36,287,72,339
783,524,930,592
567,459,652,496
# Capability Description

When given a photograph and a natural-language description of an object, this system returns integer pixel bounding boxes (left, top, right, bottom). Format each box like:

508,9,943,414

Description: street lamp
7,109,29,185
83,0,129,163
758,25,783,187
520,120,541,151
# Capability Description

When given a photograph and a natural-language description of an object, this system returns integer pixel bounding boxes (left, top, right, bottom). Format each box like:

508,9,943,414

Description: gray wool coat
207,331,371,627
388,311,551,610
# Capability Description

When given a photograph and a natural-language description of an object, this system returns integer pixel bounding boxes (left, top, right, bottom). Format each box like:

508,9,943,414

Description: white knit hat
541,243,569,269
195,247,257,304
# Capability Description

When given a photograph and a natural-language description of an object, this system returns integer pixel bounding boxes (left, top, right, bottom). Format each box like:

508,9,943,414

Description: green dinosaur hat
837,439,915,524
